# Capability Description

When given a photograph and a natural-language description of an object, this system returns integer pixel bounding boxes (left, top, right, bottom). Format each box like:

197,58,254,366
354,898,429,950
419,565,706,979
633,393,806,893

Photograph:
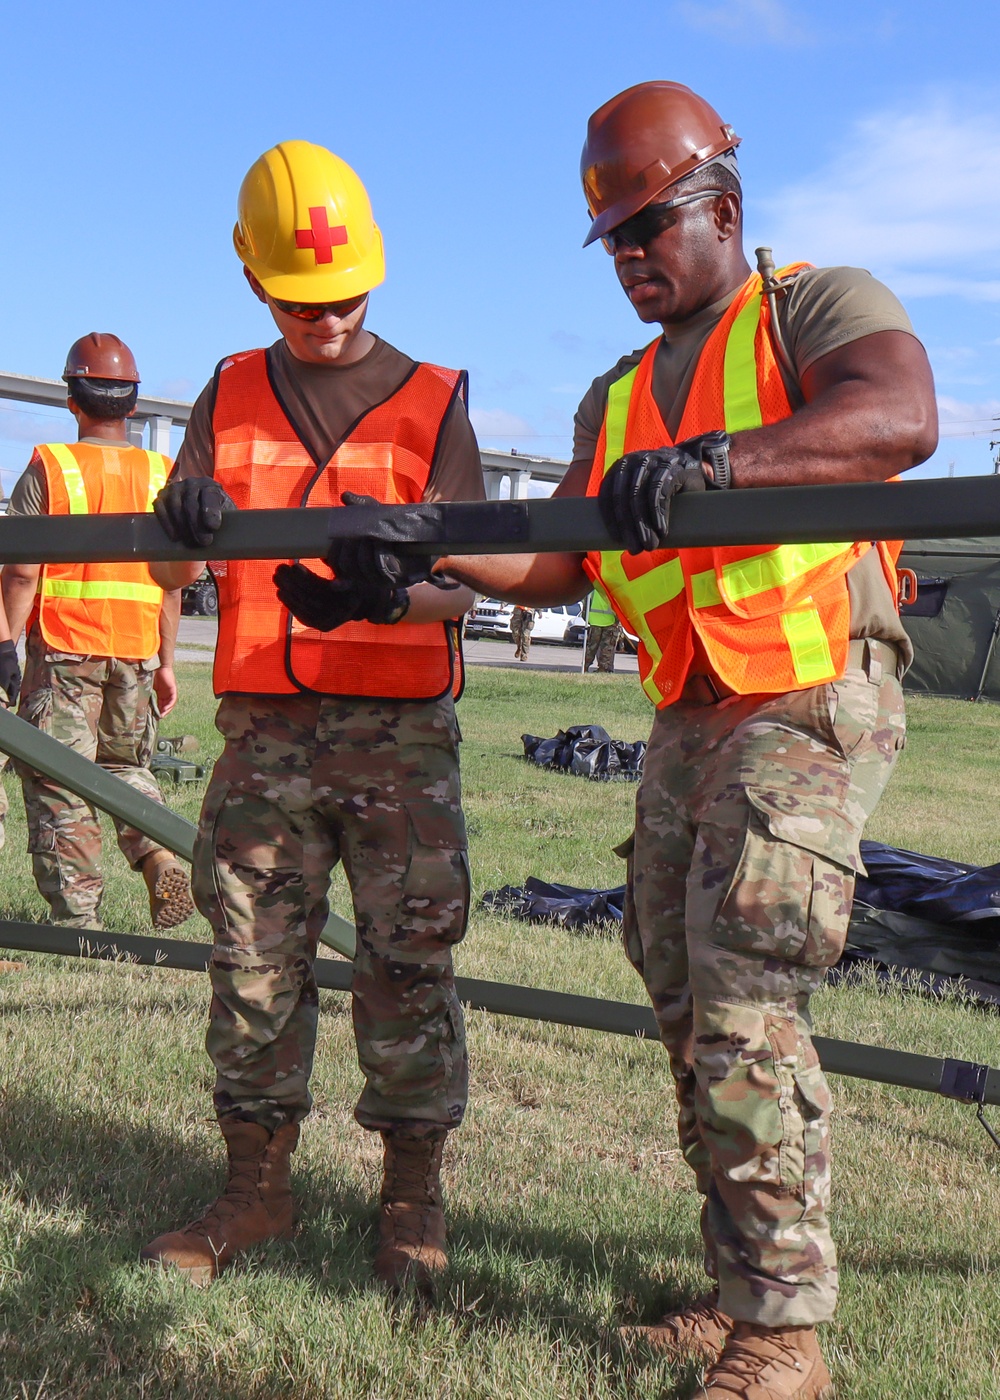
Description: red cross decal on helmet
294,206,348,264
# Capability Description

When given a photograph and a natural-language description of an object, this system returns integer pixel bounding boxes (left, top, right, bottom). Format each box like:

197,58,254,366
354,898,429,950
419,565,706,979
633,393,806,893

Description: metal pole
0,706,357,958
2,918,998,1110
1,477,1000,566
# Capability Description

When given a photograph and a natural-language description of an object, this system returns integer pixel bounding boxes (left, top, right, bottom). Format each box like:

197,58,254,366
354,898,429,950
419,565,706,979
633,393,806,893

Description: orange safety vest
210,347,467,698
33,441,168,658
584,265,901,707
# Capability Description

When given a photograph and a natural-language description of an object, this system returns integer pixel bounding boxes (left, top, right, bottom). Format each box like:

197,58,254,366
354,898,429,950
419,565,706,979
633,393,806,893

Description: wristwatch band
700,431,732,490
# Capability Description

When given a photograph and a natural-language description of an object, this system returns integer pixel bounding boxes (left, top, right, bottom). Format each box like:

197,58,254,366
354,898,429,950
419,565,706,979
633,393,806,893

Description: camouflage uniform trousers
510,608,535,661
15,626,165,928
194,691,470,1135
584,622,622,672
622,649,905,1326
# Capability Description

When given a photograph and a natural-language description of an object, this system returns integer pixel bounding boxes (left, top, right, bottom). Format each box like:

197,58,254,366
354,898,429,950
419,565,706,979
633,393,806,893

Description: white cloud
469,407,536,439
676,0,812,45
752,97,1000,299
936,394,1000,437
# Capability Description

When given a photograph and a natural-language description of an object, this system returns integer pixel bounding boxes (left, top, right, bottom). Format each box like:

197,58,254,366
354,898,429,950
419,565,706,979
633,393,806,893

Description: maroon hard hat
581,81,740,247
62,332,140,383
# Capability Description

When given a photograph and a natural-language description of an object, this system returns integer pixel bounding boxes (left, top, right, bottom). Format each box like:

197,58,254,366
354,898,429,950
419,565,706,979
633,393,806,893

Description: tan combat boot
141,849,196,930
701,1323,834,1398
141,1120,298,1285
374,1129,448,1292
620,1290,732,1363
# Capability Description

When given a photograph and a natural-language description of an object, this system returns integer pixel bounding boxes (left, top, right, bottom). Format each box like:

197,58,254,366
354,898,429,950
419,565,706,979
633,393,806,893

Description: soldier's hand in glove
326,491,437,588
597,446,707,555
273,562,411,633
0,640,21,707
154,477,236,549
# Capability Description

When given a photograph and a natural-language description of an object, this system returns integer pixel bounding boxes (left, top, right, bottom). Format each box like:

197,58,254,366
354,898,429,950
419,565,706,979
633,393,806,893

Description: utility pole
991,439,1000,475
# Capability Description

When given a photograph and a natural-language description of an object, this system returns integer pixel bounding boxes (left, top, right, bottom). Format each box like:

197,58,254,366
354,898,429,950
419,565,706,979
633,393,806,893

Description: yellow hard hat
233,140,385,301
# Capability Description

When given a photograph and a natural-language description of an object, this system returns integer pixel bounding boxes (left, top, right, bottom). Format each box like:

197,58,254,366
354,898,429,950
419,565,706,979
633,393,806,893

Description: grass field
1,663,999,1399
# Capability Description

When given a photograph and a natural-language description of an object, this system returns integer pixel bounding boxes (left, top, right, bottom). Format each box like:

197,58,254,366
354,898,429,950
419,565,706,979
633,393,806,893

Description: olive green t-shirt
572,266,918,659
175,336,485,504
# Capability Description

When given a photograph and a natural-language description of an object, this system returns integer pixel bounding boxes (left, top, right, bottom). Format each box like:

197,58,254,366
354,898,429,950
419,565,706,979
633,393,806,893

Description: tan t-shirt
175,336,485,503
572,266,917,658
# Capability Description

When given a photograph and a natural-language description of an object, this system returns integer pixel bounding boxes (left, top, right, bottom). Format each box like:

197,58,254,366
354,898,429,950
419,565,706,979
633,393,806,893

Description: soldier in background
510,604,535,661
1,334,192,931
583,585,622,672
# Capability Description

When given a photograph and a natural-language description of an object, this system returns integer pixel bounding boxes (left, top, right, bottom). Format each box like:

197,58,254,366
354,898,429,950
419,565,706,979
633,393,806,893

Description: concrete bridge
0,370,570,494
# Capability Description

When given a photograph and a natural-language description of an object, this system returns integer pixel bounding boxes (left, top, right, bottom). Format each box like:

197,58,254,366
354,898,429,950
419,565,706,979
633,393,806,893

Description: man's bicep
423,397,487,503
172,380,217,480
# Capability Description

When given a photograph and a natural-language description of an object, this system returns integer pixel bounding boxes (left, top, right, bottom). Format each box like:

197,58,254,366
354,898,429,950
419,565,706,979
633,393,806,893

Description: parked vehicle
181,571,218,617
530,603,584,645
464,598,514,637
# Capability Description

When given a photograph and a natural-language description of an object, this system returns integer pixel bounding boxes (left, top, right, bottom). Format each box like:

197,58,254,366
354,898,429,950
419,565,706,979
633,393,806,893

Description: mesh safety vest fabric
34,441,168,658
209,347,466,698
583,265,901,706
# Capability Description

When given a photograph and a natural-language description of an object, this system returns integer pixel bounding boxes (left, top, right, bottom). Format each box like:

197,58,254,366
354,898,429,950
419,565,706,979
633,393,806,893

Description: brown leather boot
702,1323,834,1398
374,1129,448,1293
141,1120,298,1285
619,1290,732,1362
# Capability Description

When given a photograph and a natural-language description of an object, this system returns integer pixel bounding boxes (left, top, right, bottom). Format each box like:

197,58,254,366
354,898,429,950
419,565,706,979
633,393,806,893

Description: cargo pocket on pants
613,830,644,975
403,798,470,953
711,785,862,970
764,1016,831,1200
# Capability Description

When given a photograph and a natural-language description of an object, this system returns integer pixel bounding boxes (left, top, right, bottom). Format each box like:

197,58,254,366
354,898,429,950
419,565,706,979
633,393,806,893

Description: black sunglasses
270,292,369,321
602,190,724,253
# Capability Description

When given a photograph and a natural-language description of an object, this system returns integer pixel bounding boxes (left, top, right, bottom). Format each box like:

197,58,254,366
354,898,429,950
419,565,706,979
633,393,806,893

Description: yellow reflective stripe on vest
41,579,162,603
691,540,852,610
45,442,89,513
780,604,836,684
722,294,765,432
598,552,682,704
145,452,168,510
603,365,639,470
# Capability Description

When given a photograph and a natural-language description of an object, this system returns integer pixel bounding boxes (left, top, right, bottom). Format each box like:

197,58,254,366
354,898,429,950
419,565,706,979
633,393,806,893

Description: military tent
899,537,1000,701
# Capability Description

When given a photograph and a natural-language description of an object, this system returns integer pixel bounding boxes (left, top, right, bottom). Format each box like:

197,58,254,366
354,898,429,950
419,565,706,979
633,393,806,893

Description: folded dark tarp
858,840,1000,930
481,878,626,930
482,847,1000,1009
521,725,646,781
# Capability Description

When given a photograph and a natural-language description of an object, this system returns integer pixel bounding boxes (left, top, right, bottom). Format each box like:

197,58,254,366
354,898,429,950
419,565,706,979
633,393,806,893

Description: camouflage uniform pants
194,692,470,1135
585,622,622,672
15,627,164,928
510,608,534,660
623,647,905,1326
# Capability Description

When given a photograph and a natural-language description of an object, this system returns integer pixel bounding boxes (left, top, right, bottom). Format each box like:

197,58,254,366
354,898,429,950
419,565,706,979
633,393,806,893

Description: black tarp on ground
482,843,1000,1007
521,725,646,781
900,537,1000,700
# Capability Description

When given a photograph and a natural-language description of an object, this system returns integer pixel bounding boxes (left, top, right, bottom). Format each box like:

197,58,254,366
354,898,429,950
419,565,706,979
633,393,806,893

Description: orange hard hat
62,332,140,383
581,81,740,247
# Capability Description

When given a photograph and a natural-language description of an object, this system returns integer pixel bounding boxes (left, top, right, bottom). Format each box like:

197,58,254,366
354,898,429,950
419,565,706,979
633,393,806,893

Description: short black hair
671,160,742,202
66,376,138,421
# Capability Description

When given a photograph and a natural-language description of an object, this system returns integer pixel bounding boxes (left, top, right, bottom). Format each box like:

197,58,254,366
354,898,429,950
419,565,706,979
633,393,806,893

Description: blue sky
1,0,998,493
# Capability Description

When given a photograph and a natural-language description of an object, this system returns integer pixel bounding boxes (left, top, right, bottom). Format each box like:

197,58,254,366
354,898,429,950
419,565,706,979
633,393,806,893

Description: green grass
1,665,999,1398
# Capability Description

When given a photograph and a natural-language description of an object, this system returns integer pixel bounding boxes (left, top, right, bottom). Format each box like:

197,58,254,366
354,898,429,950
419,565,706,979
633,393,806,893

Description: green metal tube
1,476,1000,565
2,918,998,1109
0,707,356,958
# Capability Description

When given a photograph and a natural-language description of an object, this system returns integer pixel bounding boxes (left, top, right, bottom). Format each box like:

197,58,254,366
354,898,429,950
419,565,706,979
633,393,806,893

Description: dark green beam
1,475,1000,566
0,707,357,958
2,919,998,1110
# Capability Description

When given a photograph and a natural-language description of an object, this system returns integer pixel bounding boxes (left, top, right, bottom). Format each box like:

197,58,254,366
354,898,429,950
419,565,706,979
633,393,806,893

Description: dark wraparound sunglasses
602,189,724,253
271,291,369,321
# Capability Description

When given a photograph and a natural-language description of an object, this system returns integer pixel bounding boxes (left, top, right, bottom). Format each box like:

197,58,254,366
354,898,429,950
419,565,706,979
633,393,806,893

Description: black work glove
597,447,707,555
0,640,21,706
154,477,236,549
326,491,437,588
273,562,411,632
